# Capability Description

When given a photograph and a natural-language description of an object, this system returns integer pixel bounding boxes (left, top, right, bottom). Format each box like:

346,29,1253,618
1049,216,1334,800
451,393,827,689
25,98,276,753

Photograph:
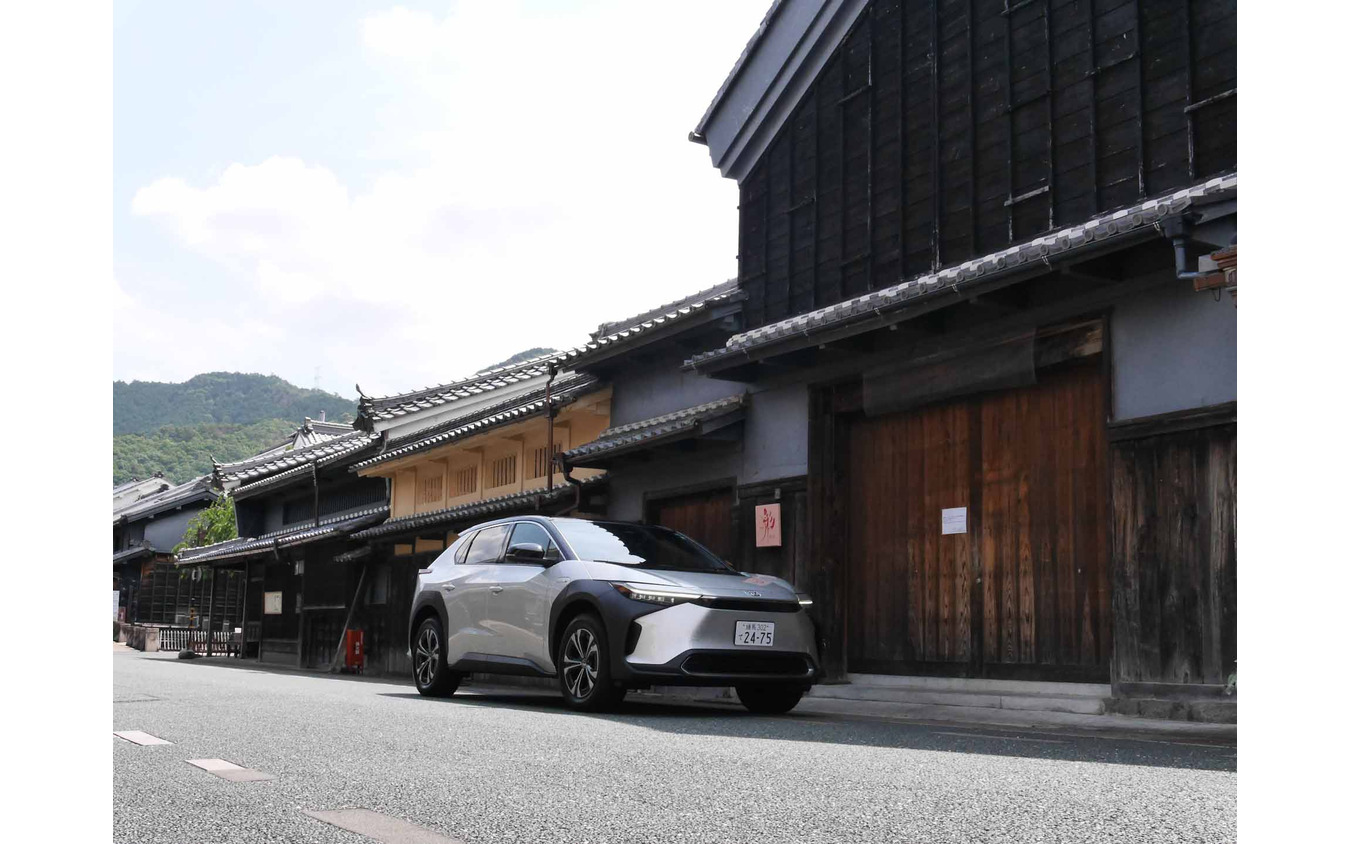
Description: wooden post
237,563,250,658
329,563,369,673
204,567,216,657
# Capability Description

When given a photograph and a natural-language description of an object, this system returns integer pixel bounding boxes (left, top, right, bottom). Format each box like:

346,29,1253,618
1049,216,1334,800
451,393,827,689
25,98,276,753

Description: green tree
175,495,238,552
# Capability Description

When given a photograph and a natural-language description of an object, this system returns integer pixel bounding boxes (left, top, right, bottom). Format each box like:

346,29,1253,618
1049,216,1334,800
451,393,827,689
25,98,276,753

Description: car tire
735,684,804,714
558,613,625,712
413,616,460,698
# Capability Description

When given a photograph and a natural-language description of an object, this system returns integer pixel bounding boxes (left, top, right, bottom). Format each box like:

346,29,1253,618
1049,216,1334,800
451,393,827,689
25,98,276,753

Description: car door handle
489,586,504,594
440,584,455,591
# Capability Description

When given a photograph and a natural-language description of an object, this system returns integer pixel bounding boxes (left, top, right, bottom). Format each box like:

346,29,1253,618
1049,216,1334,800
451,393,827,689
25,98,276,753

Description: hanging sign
264,591,283,615
755,503,782,547
941,507,968,535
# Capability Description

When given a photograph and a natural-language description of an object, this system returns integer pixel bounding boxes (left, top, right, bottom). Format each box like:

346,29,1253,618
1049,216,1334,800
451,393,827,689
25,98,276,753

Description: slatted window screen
490,455,517,489
453,466,478,496
526,444,561,480
418,475,443,504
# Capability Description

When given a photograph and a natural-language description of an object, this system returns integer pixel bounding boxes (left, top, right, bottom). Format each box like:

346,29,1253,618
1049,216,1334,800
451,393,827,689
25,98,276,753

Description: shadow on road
377,690,1237,774
128,652,1234,773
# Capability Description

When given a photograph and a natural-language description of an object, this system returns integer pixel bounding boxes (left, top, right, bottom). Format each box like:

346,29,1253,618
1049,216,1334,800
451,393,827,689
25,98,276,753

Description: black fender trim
548,580,660,680
408,591,448,655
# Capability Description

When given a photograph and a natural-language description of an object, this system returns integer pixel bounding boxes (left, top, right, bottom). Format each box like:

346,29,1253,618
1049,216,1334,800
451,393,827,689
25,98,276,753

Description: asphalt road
114,647,1236,844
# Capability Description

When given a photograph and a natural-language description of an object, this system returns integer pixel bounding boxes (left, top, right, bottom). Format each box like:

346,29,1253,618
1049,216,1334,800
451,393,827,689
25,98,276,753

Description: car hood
581,563,800,600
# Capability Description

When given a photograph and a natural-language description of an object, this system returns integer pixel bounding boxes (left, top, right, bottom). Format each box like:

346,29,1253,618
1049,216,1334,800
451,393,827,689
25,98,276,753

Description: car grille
694,597,801,613
681,653,813,678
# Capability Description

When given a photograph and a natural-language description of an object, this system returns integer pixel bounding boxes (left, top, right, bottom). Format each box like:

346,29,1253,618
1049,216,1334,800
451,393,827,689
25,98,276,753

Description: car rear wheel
735,684,804,714
413,616,460,697
558,614,625,712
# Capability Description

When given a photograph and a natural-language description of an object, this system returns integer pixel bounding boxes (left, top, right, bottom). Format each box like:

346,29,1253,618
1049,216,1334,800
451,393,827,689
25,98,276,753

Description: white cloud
122,1,765,396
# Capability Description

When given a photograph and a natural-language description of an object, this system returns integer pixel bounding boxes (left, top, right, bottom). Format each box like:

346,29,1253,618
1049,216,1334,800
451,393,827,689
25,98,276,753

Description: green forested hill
113,419,300,485
114,372,356,435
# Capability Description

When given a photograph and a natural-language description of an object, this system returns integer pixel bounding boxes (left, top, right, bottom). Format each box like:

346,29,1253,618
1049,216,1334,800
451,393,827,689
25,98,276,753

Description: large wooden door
844,364,1110,680
649,488,736,562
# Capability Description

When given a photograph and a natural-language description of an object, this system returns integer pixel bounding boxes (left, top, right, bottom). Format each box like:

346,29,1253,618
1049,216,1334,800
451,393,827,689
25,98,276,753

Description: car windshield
555,520,737,573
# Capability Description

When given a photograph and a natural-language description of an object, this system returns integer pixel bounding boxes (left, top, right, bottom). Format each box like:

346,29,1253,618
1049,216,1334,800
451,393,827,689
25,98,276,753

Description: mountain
113,419,300,486
477,347,558,373
114,372,357,435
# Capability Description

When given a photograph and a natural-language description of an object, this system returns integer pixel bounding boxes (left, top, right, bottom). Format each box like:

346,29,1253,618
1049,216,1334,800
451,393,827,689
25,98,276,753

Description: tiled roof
355,351,564,426
554,280,740,369
230,435,380,499
113,544,156,565
354,282,737,428
352,373,603,472
350,474,609,541
213,430,379,486
115,476,217,523
292,418,354,448
563,395,748,464
689,173,1238,370
175,506,389,565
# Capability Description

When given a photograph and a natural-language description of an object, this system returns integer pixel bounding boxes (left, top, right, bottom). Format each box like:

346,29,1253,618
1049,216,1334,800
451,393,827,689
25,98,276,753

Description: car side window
454,531,477,564
508,522,563,563
464,525,509,565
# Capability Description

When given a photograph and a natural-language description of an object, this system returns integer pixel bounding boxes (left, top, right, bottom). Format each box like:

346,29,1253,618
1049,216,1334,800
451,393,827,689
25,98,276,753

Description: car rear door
444,525,511,662
478,521,566,671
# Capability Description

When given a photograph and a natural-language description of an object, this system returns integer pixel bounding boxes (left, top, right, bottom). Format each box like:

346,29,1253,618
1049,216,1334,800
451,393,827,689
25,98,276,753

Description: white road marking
185,758,276,782
302,808,467,844
114,730,172,746
935,731,1067,744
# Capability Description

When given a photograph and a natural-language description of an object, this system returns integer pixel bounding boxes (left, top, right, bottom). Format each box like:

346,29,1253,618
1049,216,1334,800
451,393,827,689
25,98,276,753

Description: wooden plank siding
735,0,1237,332
1110,421,1236,685
648,488,737,563
833,362,1111,680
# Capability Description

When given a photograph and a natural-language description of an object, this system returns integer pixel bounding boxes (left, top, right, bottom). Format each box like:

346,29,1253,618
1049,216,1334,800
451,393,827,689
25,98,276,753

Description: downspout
311,462,320,529
1162,217,1211,281
554,460,584,517
545,362,558,492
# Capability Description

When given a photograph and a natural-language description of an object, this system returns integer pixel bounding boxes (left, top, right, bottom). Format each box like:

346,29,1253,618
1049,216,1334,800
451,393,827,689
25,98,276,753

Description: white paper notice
941,507,968,535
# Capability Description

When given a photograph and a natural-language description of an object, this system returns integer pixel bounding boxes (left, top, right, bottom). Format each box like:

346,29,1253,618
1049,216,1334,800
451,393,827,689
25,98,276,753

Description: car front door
479,521,566,671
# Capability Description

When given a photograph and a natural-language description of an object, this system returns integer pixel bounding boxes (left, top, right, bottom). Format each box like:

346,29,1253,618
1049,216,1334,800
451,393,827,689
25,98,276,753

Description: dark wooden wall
1110,420,1235,685
738,0,1237,329
840,362,1110,680
733,479,810,585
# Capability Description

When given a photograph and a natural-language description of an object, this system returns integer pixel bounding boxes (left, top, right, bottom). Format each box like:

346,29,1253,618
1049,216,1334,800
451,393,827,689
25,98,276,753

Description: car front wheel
413,616,460,697
558,614,625,712
735,684,805,714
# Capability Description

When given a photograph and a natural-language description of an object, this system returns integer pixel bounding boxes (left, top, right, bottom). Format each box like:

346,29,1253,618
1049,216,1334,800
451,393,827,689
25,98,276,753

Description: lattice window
526,444,561,480
453,466,478,496
418,475,443,504
490,454,517,489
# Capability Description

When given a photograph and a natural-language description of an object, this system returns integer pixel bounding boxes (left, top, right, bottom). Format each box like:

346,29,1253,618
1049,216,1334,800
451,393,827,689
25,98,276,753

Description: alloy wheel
415,625,440,688
562,628,599,700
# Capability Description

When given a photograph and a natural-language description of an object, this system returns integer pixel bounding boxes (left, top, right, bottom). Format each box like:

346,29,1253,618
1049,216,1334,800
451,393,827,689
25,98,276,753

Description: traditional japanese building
343,354,612,675
568,0,1236,717
173,425,385,664
113,474,219,624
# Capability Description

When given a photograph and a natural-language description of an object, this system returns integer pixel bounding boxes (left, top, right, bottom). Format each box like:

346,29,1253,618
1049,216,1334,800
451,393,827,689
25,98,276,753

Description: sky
113,0,767,399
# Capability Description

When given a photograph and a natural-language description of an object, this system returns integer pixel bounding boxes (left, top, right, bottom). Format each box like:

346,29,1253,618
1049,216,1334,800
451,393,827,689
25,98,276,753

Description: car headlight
612,582,703,606
796,593,814,607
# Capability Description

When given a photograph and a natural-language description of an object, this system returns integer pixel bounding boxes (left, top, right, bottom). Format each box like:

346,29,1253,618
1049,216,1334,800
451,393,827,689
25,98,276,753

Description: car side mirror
506,542,545,563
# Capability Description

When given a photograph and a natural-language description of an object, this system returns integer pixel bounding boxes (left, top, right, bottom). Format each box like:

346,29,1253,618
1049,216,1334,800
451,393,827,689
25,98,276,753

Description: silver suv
409,516,819,713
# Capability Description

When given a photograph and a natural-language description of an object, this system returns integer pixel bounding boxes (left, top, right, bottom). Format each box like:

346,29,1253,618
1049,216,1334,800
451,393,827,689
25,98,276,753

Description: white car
409,516,820,713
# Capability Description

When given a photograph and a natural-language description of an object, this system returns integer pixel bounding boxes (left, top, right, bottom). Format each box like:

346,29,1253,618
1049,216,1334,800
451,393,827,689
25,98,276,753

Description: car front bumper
617,601,819,687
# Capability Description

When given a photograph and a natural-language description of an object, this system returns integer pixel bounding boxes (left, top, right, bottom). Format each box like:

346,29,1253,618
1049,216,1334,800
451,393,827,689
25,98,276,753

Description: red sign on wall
755,503,782,547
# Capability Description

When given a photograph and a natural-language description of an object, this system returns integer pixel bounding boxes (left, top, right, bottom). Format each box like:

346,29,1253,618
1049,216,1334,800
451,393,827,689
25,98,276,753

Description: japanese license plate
734,621,775,647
